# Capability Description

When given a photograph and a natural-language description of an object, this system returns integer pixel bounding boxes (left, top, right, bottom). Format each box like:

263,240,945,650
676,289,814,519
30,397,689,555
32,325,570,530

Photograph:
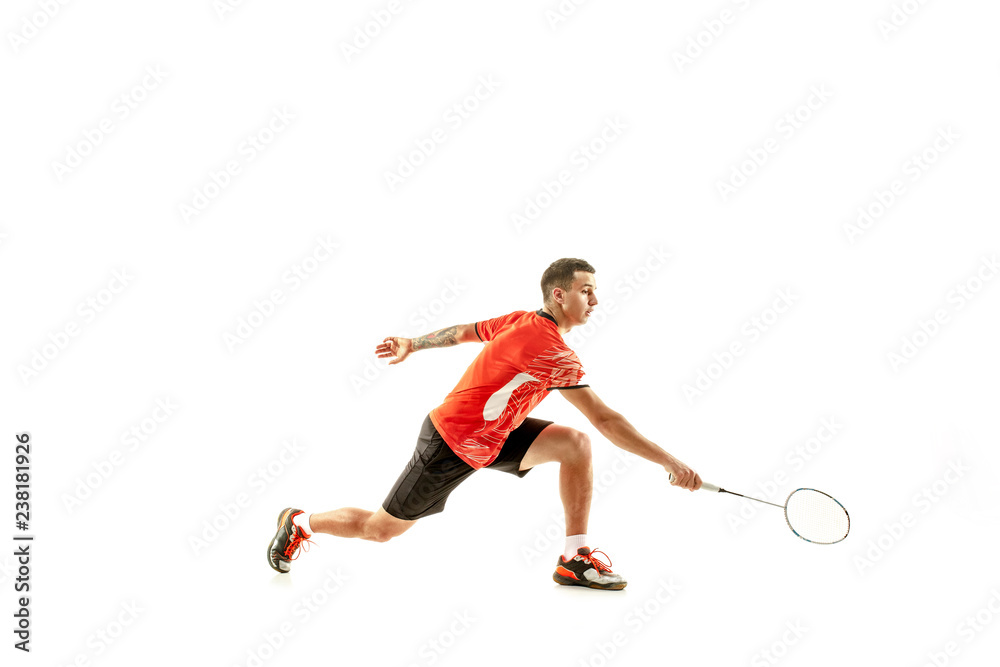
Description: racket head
783,488,850,544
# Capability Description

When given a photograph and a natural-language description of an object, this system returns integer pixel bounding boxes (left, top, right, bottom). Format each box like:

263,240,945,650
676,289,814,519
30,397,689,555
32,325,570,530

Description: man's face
558,271,598,327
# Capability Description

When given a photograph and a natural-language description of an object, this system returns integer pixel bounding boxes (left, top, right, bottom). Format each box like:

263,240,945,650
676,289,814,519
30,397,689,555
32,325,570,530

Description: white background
2,1,999,665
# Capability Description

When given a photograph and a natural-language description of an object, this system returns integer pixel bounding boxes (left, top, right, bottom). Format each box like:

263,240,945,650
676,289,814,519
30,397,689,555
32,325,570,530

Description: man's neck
540,306,573,335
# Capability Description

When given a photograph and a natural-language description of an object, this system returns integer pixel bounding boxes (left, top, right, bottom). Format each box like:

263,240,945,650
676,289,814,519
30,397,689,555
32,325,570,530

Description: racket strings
784,489,850,544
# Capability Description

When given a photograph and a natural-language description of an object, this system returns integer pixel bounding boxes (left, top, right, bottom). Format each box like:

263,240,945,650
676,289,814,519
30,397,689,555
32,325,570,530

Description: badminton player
267,258,702,589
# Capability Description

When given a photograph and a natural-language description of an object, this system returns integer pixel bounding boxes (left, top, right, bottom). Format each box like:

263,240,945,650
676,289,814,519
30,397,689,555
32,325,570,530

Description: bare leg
559,453,593,536
308,506,415,543
520,425,594,536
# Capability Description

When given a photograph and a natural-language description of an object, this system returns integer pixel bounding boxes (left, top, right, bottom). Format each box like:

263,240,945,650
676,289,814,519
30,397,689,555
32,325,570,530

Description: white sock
564,534,587,560
293,511,312,536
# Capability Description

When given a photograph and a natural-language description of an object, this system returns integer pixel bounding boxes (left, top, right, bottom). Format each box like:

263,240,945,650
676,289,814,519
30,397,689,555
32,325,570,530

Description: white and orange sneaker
267,508,312,573
553,547,627,590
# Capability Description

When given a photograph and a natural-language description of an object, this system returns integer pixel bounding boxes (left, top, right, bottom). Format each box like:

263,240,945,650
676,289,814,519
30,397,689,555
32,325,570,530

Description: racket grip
668,473,720,493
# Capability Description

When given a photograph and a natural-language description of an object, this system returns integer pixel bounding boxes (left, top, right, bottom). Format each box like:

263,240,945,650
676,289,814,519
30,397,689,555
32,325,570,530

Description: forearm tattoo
412,325,459,351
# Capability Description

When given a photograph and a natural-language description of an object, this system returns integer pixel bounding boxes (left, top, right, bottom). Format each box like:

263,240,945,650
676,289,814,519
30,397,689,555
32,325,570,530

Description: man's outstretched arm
412,323,480,350
376,323,480,365
559,386,703,490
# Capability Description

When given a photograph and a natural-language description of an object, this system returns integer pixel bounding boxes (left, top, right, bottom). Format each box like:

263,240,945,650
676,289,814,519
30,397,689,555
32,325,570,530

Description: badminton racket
669,474,850,544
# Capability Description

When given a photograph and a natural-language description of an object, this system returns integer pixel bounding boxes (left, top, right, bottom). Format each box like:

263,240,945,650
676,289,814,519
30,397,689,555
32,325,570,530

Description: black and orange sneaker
267,508,312,573
553,547,627,590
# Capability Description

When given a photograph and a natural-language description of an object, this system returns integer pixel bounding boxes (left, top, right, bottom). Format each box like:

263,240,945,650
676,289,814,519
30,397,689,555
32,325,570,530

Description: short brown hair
541,258,596,306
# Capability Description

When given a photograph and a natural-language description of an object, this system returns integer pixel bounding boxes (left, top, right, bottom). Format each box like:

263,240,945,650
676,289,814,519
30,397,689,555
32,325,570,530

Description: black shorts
382,413,553,521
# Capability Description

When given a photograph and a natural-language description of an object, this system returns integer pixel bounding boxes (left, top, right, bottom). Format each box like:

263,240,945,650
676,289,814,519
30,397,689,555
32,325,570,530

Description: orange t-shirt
429,309,588,468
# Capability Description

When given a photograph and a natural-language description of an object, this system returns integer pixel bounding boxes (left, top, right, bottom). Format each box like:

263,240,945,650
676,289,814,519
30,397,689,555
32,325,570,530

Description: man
267,258,702,589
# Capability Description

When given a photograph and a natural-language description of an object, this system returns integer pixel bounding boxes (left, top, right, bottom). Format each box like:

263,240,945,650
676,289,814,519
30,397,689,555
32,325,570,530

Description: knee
366,530,395,543
363,515,411,543
364,523,397,542
565,430,592,462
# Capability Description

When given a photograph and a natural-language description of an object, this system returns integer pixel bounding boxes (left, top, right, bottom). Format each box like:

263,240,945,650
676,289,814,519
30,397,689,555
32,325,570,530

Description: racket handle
668,473,720,493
